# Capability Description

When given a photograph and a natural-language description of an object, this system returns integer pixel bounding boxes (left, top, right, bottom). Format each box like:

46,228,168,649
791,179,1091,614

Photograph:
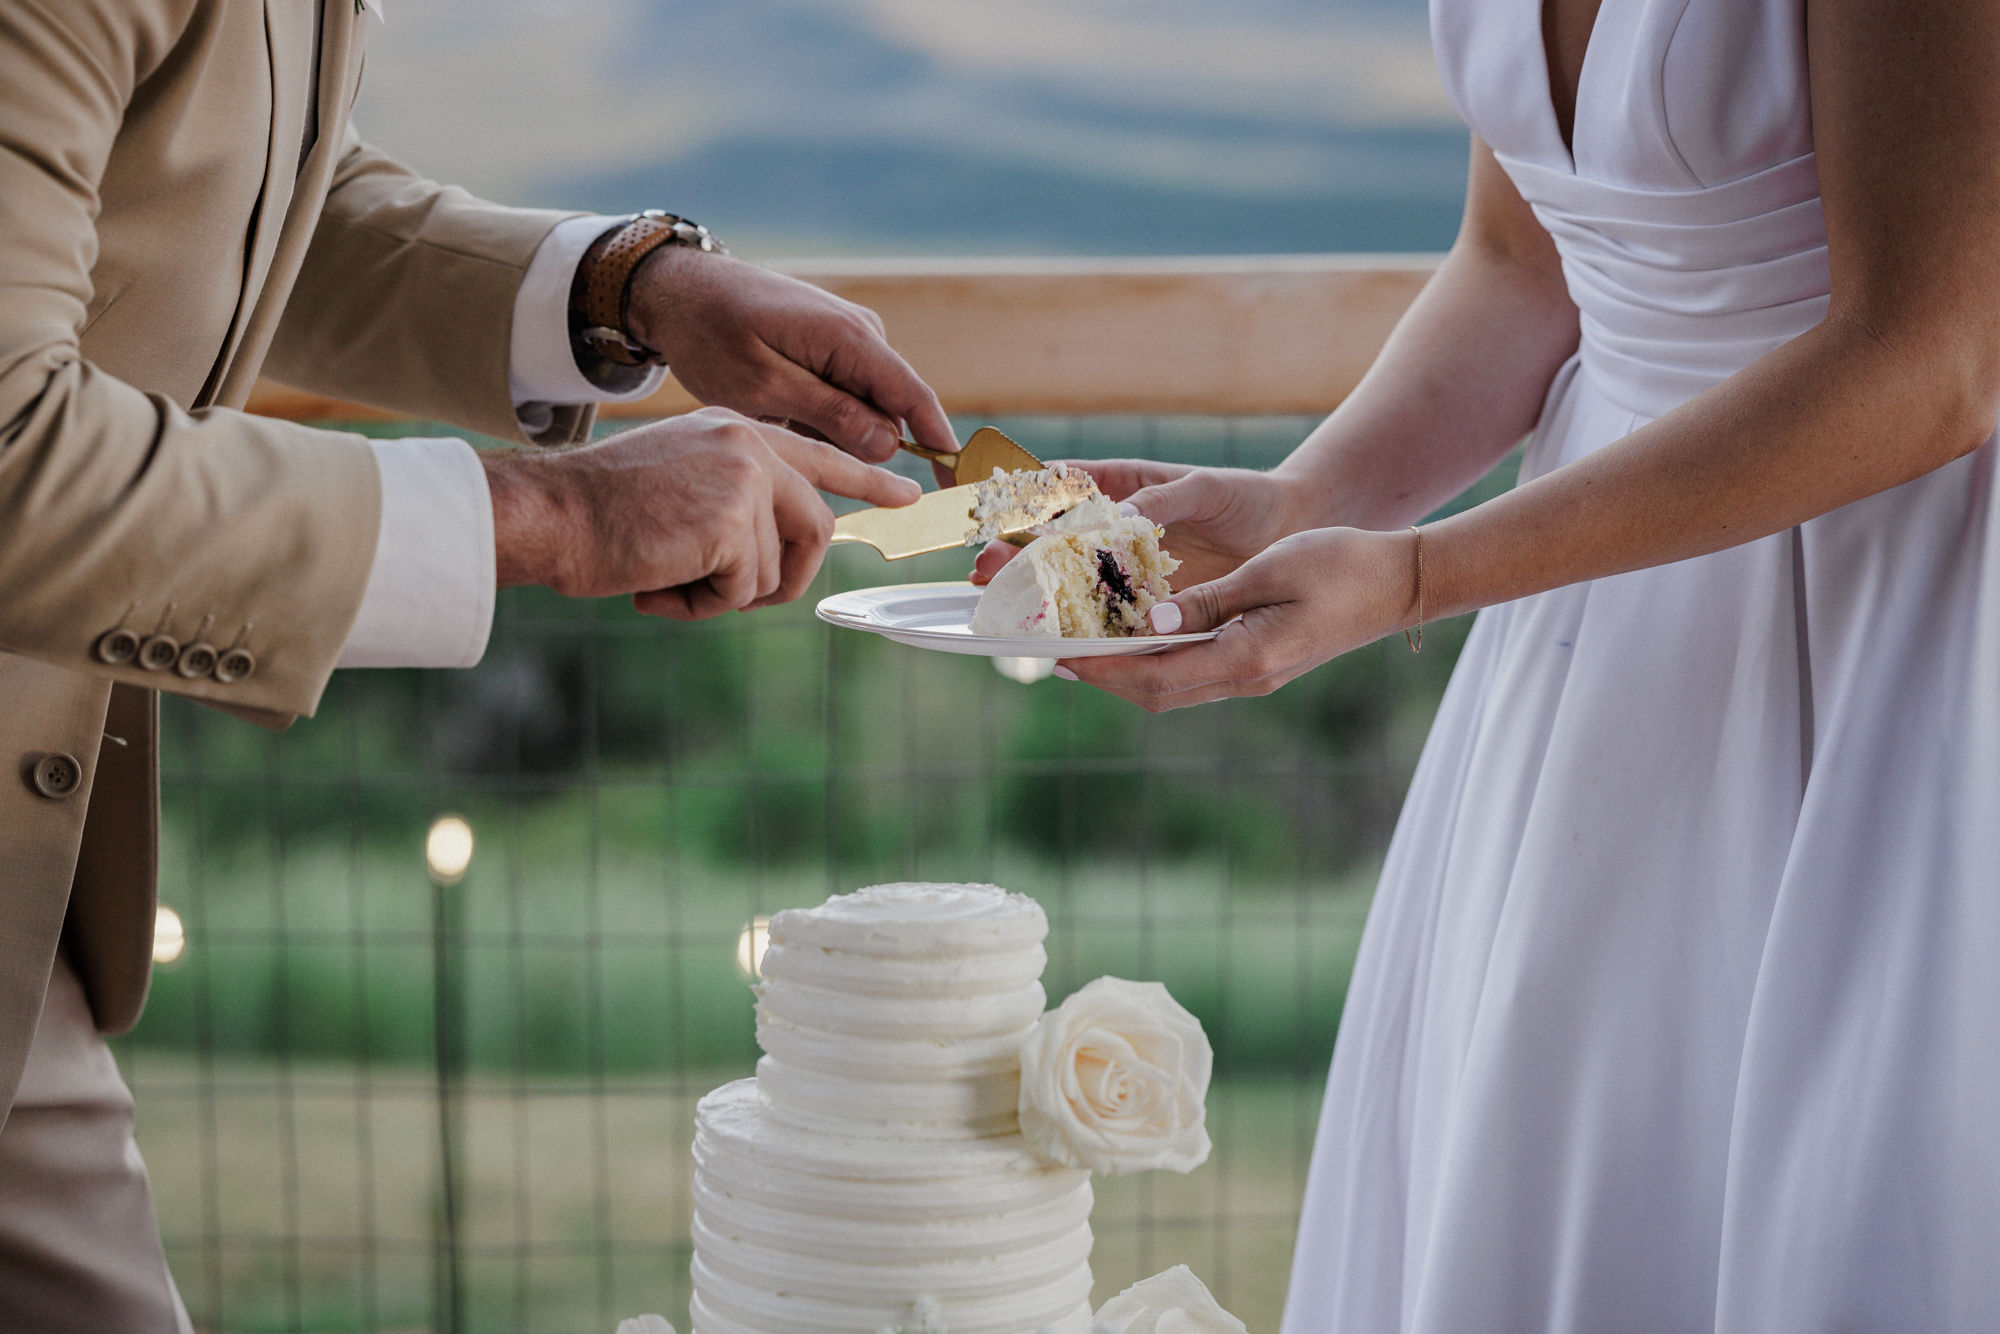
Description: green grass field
127,1058,1331,1333
121,851,1375,1332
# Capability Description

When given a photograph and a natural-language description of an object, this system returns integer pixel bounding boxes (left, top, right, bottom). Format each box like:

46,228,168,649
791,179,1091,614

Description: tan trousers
0,956,192,1333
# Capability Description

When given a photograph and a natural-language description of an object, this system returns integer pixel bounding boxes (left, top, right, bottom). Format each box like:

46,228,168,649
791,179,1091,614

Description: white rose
1017,976,1212,1176
1092,1266,1247,1334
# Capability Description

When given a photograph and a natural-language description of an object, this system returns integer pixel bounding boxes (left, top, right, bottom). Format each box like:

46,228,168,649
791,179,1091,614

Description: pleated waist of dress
1498,150,1833,419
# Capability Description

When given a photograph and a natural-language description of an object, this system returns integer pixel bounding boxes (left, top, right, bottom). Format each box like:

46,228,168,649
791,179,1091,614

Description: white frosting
768,882,1047,956
757,977,1046,1041
755,1018,1026,1082
759,937,1049,996
690,885,1097,1334
754,1054,1022,1139
970,539,1066,638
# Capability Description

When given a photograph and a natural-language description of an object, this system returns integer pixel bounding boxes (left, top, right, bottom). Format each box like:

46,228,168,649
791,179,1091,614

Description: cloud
352,0,1458,210
848,0,1454,127
354,0,715,199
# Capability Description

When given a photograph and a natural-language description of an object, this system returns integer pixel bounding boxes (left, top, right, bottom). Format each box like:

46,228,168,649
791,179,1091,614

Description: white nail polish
1052,665,1078,681
1150,602,1183,634
1117,501,1142,517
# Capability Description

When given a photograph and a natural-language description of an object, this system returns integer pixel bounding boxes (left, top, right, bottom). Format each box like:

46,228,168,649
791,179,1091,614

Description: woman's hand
1056,527,1418,712
971,460,1318,588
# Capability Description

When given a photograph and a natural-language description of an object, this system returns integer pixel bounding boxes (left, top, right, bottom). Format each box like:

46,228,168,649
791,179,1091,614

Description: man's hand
483,408,919,619
624,249,958,465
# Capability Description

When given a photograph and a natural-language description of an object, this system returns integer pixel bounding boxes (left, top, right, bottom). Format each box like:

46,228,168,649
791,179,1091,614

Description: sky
352,0,1469,255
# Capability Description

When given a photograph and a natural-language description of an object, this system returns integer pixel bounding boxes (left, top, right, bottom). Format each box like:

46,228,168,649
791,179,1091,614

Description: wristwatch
570,210,726,372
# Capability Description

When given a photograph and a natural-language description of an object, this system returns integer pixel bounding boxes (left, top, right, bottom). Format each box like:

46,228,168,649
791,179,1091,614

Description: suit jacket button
95,627,142,666
176,642,219,679
137,634,180,672
30,753,83,799
214,647,257,683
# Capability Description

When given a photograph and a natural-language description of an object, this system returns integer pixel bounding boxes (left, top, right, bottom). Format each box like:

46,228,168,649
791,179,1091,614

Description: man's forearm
261,131,579,445
481,449,575,592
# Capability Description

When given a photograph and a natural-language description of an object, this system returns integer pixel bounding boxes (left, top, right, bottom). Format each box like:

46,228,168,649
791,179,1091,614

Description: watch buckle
580,325,652,367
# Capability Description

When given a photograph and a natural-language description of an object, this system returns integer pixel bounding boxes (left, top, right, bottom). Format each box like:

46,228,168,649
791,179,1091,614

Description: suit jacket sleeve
263,127,598,447
0,0,382,725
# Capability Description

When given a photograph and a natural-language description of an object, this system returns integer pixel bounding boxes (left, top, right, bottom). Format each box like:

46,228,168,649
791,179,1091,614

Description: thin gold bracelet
1404,525,1424,654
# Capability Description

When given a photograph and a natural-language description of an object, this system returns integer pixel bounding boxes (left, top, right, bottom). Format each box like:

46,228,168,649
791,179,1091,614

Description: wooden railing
246,255,1437,423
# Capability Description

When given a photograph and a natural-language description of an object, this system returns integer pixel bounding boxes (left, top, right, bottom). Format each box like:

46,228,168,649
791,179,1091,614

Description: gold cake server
832,482,1085,560
900,426,1046,482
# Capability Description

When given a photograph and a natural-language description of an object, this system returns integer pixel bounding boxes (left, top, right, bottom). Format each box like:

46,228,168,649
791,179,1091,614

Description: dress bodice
1430,0,1831,417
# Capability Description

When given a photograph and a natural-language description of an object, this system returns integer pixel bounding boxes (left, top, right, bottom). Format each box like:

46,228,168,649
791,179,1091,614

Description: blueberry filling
1096,548,1137,607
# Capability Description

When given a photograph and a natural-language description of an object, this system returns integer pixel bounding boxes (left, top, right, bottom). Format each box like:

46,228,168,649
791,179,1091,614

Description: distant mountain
551,129,1469,256
354,0,1465,255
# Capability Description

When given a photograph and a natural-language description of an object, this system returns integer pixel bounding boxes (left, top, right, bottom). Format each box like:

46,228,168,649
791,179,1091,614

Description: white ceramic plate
815,582,1219,658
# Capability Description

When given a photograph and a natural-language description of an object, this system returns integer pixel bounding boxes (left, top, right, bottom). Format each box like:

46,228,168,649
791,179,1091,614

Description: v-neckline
1537,0,1608,169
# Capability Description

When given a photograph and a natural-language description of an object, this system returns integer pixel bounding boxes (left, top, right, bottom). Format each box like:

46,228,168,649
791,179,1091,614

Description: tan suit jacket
0,0,598,1123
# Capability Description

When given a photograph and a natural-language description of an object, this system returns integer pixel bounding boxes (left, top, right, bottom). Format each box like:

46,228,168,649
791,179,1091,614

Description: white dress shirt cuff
338,437,495,669
509,213,668,436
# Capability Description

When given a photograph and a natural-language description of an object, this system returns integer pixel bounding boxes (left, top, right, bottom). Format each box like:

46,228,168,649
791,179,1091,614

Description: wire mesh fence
113,416,1506,1333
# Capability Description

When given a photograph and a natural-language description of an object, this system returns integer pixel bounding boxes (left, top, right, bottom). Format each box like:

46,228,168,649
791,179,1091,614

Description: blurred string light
153,905,186,965
993,656,1057,684
426,815,475,886
735,915,773,981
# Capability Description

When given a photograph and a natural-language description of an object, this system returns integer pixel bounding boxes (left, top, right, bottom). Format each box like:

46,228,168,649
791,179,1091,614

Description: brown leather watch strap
571,211,724,368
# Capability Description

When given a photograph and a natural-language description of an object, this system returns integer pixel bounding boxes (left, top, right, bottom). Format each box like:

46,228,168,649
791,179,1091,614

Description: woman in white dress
989,0,2000,1326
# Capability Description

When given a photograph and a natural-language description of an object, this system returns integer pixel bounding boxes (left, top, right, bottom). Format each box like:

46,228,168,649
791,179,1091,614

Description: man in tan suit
0,1,958,1326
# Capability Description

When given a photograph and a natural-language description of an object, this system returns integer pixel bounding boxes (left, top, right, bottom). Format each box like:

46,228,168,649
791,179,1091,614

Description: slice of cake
969,495,1180,639
967,462,1101,545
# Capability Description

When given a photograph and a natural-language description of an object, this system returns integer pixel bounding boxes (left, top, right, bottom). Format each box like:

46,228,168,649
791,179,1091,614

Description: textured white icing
697,1079,1067,1179
759,938,1048,996
754,1017,1027,1081
690,883,1097,1334
969,538,1064,637
691,1221,1093,1312
694,1097,1084,1217
757,977,1046,1040
755,1055,1021,1140
690,1270,1092,1334
768,882,1047,957
691,1178,1092,1271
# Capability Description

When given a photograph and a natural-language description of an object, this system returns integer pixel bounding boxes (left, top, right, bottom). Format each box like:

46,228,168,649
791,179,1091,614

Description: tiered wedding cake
691,884,1093,1331
690,883,1212,1333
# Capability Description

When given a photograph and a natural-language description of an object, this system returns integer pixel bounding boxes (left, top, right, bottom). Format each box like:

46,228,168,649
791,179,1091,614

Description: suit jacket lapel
208,0,355,408
300,0,324,167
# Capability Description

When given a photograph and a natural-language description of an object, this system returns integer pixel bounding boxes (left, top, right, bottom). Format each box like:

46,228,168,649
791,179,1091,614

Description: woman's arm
1070,0,2000,710
1422,0,2000,621
1274,139,1580,532
1077,138,1581,562
969,137,1579,592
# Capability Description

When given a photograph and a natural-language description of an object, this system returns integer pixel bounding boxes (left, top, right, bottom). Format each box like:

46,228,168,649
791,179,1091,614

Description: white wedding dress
1283,1,2000,1330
